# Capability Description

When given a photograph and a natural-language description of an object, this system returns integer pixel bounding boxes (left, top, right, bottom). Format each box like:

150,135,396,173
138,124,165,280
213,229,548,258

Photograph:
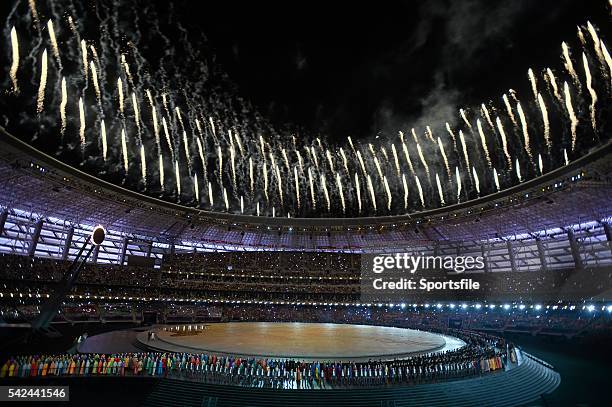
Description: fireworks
415,176,424,208
528,68,538,100
36,49,48,114
472,167,480,195
140,145,147,184
80,40,88,81
321,174,330,212
459,108,472,131
516,102,532,160
336,173,346,213
100,119,107,161
455,167,462,201
538,154,544,175
582,53,598,131
78,97,85,146
366,175,377,212
545,68,561,101
476,119,492,168
391,144,401,176
9,27,19,93
208,182,213,206
437,137,451,178
294,167,300,209
175,160,181,195
308,168,316,210
415,142,430,180
402,173,409,209
383,176,392,211
47,19,60,66
60,77,67,135
435,173,445,206
601,41,612,87
502,93,518,128
493,168,500,191
495,117,512,168
562,42,580,86
515,159,522,182
355,173,362,213
121,128,129,173
537,94,551,151
117,78,125,114
459,130,470,173
401,142,415,176
90,62,101,104
563,81,579,151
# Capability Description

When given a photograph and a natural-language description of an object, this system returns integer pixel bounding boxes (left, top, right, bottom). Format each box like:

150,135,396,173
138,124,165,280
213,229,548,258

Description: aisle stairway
141,356,560,407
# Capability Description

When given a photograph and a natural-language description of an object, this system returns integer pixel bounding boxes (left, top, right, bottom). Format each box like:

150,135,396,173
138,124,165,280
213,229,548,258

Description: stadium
0,0,611,406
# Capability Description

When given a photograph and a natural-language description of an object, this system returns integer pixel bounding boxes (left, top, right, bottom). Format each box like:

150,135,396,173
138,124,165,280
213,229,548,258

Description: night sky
173,0,609,144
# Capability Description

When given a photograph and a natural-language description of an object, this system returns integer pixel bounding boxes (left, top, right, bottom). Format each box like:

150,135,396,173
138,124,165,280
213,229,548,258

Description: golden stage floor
150,322,449,360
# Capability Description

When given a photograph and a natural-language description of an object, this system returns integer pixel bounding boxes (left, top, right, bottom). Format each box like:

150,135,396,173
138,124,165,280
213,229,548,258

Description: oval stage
138,322,463,361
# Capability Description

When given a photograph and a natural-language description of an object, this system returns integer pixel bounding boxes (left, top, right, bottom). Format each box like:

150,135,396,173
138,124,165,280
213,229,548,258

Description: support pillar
62,226,74,261
118,237,128,266
506,240,517,272
567,229,583,270
28,219,43,257
536,238,548,271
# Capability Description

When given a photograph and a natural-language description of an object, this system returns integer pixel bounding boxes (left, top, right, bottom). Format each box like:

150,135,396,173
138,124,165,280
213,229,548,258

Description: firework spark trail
80,40,88,82
455,167,462,201
131,92,141,133
308,168,316,209
100,119,107,161
36,49,48,114
437,137,451,178
347,136,355,152
256,201,260,216
249,157,254,194
310,146,319,169
586,21,605,66
562,42,580,87
175,160,182,196
502,94,518,128
336,173,346,213
564,149,569,165
234,132,244,156
434,173,444,205
296,150,304,173
516,159,522,182
240,195,244,213
120,128,129,173
373,156,384,180
402,173,408,209
493,168,500,191
459,109,472,131
537,94,551,151
356,150,367,175
121,54,134,87
545,68,561,101
380,146,389,161
78,97,86,147
401,142,415,176
381,176,391,211
161,117,174,156
223,187,229,211
459,130,471,173
117,78,124,114
192,173,199,201
476,119,492,168
582,53,598,131
196,137,205,170
563,81,579,151
391,144,401,177
528,68,538,100
140,144,147,184
181,131,191,170
147,90,160,150
275,164,283,205
366,174,377,212
481,104,494,129
217,145,223,184
538,154,544,174
230,145,237,187
339,148,349,174
59,77,67,135
208,182,213,206
495,117,512,168
325,150,335,173
472,167,480,195
516,102,532,160
601,41,612,87
355,173,362,213
159,154,165,191
577,27,586,46
425,126,435,143
445,123,458,152
46,20,61,69
320,174,330,211
410,128,419,144
282,149,290,171
28,0,40,31
9,27,19,93
415,176,424,208
416,142,430,180
294,167,300,209
209,117,217,142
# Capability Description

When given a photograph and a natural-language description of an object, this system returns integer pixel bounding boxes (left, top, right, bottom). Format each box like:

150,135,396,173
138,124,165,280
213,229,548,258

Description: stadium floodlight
475,304,482,309
449,304,455,309
535,304,543,310
436,303,443,309
400,303,406,309
519,304,526,310
489,304,496,309
587,305,595,312
503,304,510,310
461,303,468,309
607,305,612,313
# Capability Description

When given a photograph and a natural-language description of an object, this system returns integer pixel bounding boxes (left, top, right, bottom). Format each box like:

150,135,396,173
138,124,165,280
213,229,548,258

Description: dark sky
173,0,609,143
